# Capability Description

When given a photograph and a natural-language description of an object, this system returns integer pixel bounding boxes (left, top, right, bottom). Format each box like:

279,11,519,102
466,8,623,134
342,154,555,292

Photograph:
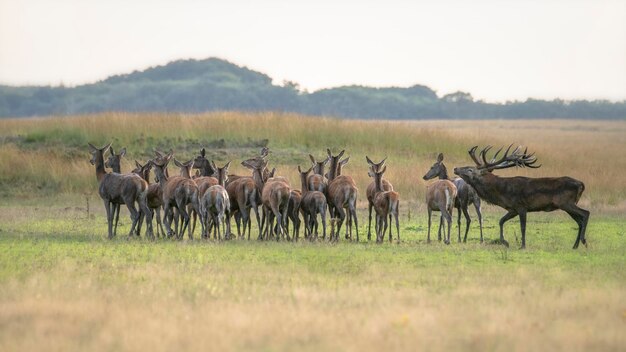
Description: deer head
132,160,153,182
422,153,446,180
88,142,112,166
454,145,540,183
105,146,126,172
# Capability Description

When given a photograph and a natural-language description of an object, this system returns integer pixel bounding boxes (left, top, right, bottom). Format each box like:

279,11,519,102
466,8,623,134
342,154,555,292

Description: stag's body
201,162,231,240
422,153,483,243
151,154,199,240
88,143,153,239
298,166,327,241
326,149,359,242
365,156,393,241
423,154,457,244
454,145,589,249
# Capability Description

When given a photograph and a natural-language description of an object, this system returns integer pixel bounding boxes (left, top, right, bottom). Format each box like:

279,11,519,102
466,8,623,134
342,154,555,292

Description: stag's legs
563,205,590,249
498,209,518,248
367,203,373,241
519,210,527,249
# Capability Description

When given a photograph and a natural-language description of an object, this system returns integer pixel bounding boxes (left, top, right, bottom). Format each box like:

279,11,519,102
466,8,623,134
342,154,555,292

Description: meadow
0,113,625,351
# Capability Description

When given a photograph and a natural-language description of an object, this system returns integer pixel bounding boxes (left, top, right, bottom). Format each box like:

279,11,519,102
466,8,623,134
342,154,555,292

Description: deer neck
300,175,309,195
153,165,169,190
217,171,226,187
464,172,500,204
438,164,450,180
95,152,108,183
199,159,213,177
374,173,385,192
251,168,265,193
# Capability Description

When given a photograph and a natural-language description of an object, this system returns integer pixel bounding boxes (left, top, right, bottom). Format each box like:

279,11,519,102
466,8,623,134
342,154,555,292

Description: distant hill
0,57,624,119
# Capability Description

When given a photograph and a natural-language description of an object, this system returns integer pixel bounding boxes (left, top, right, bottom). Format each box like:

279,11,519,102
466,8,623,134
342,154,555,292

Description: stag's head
88,142,112,166
366,156,387,177
422,153,445,180
454,145,540,183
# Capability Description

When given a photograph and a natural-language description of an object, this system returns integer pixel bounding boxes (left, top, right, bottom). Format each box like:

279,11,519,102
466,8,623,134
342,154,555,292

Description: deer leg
321,209,327,242
394,210,400,243
518,210,527,249
113,203,120,237
251,204,260,241
388,214,393,243
125,201,140,239
382,214,389,244
426,209,432,244
563,205,589,249
163,204,174,238
437,214,443,242
442,209,452,245
104,200,113,239
457,206,462,243
334,206,346,243
498,210,518,248
474,200,484,244
462,206,472,243
344,209,351,240
281,204,290,241
349,203,359,243
140,199,154,240
367,203,373,241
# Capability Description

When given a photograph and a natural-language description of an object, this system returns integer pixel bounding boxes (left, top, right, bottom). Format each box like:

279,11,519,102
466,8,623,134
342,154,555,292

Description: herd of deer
88,143,590,249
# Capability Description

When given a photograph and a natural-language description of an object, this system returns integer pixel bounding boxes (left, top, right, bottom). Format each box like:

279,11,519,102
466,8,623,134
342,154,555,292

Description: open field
1,113,625,351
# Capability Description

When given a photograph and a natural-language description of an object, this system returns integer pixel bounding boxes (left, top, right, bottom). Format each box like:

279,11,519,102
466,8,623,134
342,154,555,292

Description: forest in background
1,58,624,119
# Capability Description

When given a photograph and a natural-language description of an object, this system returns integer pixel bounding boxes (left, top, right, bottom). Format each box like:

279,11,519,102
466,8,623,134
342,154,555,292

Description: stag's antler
471,145,541,171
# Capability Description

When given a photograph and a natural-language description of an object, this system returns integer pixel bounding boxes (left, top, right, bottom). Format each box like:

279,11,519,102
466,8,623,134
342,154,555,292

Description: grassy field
0,113,625,351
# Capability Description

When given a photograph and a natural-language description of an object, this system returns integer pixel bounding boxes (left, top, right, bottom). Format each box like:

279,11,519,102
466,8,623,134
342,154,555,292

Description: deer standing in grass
150,152,199,240
242,158,291,241
454,145,589,249
365,156,393,241
201,162,231,240
88,142,154,239
307,154,329,193
286,189,302,240
131,160,166,238
298,166,327,241
422,153,457,244
423,153,484,243
368,165,400,243
104,146,127,236
326,149,359,242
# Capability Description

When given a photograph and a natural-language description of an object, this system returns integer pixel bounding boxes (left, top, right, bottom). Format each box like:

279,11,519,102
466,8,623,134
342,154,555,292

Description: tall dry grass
0,113,624,208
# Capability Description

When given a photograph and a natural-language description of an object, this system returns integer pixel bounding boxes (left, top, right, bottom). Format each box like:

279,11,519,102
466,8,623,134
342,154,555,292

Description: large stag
454,145,589,249
365,156,393,241
88,143,153,239
422,153,484,243
326,149,359,242
422,153,457,244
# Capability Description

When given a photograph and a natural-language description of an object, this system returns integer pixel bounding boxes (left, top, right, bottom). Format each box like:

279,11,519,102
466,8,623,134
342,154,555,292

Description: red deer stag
88,143,154,239
368,165,400,243
365,156,393,241
201,162,231,240
298,166,327,241
150,152,199,240
326,149,359,242
422,153,457,244
423,153,484,243
454,145,589,249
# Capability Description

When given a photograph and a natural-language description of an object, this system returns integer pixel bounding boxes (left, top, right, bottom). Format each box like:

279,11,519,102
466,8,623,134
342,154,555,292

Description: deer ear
309,154,316,164
174,158,183,168
298,165,302,173
366,156,374,166
102,142,112,153
119,148,126,158
437,153,444,162
135,160,142,168
327,149,332,158
381,165,387,174
338,150,345,158
210,160,217,171
323,156,330,164
200,148,206,157
340,157,350,165
109,146,115,156
380,156,387,166
224,161,231,170
241,161,252,170
88,143,98,153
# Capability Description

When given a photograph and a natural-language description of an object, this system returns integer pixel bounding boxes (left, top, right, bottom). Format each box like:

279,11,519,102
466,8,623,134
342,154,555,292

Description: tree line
1,58,624,119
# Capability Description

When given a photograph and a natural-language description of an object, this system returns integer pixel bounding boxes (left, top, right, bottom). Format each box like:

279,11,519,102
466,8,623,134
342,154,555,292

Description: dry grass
1,113,625,207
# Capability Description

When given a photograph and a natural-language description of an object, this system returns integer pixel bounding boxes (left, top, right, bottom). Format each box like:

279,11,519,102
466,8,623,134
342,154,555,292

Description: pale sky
0,0,624,102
